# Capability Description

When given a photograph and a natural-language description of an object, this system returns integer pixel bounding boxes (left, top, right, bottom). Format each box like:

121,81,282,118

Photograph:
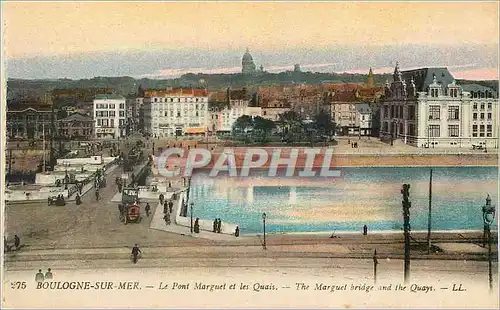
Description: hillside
6,72,498,102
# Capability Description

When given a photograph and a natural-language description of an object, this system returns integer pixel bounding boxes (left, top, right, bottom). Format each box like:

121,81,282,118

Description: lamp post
190,202,194,233
482,194,496,292
373,249,379,284
262,212,267,250
401,184,411,284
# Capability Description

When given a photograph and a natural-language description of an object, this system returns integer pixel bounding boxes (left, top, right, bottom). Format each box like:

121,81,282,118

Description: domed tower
242,48,256,74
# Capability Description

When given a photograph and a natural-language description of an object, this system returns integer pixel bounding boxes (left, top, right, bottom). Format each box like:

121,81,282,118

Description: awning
185,127,206,134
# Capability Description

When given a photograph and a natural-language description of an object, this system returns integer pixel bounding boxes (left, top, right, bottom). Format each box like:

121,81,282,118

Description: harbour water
188,167,499,234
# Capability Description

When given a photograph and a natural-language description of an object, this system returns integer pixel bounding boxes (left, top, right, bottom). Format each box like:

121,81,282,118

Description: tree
314,109,333,137
233,115,253,135
279,110,304,143
252,116,276,142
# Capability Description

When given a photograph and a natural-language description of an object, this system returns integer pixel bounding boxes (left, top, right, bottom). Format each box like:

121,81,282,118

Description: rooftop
401,67,455,92
94,94,125,100
144,88,208,98
59,113,94,122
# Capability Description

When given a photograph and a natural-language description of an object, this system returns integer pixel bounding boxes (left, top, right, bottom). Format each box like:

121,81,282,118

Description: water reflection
190,167,498,234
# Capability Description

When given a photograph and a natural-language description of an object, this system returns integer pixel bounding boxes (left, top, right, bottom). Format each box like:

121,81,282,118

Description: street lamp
262,212,267,250
190,202,194,233
481,194,496,292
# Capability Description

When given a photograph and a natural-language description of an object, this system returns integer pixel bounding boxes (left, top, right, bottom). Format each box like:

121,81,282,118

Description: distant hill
6,72,497,103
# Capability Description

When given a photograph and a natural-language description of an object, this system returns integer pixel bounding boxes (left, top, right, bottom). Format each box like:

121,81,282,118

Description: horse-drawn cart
119,187,142,224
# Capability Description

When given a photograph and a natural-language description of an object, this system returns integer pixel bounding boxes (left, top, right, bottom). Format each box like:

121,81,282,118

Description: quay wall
155,152,497,172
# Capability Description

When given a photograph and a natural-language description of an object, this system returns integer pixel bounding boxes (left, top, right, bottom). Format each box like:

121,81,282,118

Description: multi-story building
58,113,94,140
143,88,209,138
6,102,56,140
380,63,498,148
93,94,127,139
209,88,253,134
356,103,372,136
126,96,143,134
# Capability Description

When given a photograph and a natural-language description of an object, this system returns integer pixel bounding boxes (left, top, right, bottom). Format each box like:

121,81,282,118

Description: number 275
11,282,26,289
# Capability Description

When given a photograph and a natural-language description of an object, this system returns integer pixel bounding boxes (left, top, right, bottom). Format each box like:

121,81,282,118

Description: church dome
242,48,256,74
242,49,253,62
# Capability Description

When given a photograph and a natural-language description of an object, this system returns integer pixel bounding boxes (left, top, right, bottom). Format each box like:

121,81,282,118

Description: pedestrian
168,181,172,188
45,268,53,280
363,225,368,236
35,269,45,282
194,218,200,233
145,203,151,217
163,202,168,214
168,200,173,213
159,193,164,205
4,237,10,252
213,219,217,233
235,226,240,237
217,218,222,233
48,197,51,206
163,213,170,225
14,234,20,250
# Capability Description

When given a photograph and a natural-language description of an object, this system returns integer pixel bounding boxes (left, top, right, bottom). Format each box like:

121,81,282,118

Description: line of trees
232,110,335,146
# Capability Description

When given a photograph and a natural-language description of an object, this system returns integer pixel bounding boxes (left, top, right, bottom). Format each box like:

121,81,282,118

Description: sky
2,1,499,80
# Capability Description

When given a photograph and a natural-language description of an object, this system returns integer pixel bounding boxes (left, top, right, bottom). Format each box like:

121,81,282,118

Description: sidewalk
149,190,239,241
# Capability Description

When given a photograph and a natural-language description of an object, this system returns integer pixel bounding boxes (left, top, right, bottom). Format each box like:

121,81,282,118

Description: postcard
1,1,499,308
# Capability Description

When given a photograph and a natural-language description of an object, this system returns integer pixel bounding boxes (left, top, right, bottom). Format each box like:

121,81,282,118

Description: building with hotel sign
93,94,127,139
380,63,498,148
143,88,209,138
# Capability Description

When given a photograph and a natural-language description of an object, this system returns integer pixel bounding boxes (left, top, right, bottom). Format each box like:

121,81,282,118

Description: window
429,106,440,120
481,103,485,110
473,103,478,109
450,88,458,97
119,103,125,109
488,113,492,120
97,119,102,127
430,88,438,97
480,113,485,120
429,125,440,137
488,103,492,110
109,111,116,117
448,125,459,137
399,106,403,118
177,111,181,117
447,106,459,120
110,119,114,128
390,106,394,118
119,111,125,117
383,105,388,118
479,125,485,137
473,113,477,120
487,125,492,137
408,106,415,120
394,106,398,118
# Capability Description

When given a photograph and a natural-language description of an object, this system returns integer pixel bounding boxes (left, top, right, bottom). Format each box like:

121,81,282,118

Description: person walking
168,200,173,213
35,269,45,282
14,234,20,250
145,203,151,217
163,202,169,214
217,219,222,233
131,244,141,264
45,268,53,280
